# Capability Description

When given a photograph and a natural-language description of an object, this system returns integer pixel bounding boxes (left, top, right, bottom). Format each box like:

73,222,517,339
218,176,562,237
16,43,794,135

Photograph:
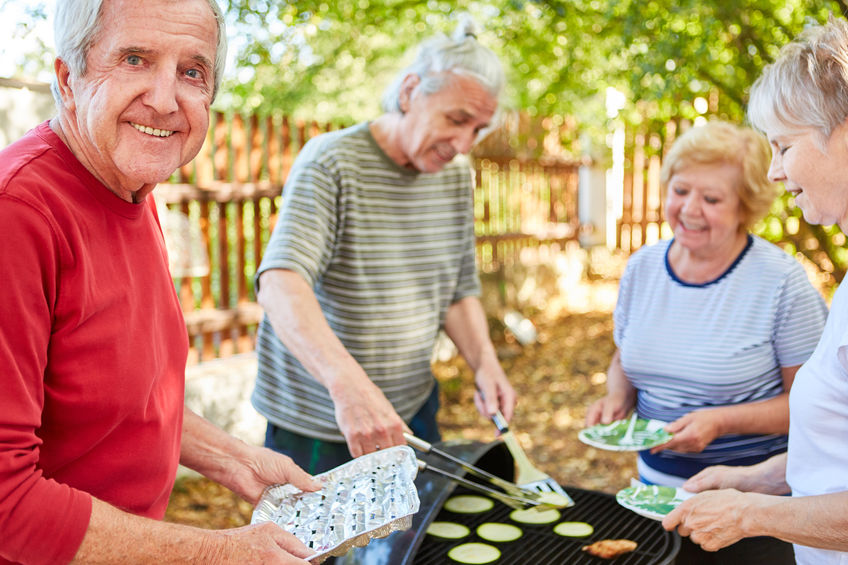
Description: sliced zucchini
447,542,502,564
444,495,495,514
508,507,561,524
476,522,523,543
535,491,573,508
426,521,471,539
553,521,594,537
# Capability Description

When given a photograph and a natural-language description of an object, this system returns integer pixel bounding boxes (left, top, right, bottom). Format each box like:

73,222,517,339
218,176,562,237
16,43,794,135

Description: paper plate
615,485,694,521
578,418,672,451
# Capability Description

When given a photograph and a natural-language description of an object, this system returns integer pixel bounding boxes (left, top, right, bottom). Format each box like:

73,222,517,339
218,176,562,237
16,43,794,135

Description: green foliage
220,1,845,124
221,0,479,120
758,192,848,286
10,0,848,280
2,0,53,81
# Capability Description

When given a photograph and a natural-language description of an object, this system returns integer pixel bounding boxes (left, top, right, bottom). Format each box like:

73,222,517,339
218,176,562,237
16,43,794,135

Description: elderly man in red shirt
0,1,318,563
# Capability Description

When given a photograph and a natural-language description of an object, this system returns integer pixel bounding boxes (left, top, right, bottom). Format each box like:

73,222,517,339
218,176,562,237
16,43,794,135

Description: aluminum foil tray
251,445,420,562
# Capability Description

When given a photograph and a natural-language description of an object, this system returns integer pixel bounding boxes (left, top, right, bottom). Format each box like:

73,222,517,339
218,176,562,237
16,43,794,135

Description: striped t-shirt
252,122,480,441
615,235,828,483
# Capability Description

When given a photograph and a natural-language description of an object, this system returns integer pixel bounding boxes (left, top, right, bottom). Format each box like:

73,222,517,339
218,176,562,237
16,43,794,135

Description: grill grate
413,485,678,564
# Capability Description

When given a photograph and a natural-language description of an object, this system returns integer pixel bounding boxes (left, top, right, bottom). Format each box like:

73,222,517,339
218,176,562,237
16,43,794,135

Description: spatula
491,410,575,507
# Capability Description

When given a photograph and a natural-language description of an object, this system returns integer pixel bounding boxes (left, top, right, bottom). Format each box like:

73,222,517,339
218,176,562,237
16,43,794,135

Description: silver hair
51,0,227,106
381,13,505,113
748,16,848,141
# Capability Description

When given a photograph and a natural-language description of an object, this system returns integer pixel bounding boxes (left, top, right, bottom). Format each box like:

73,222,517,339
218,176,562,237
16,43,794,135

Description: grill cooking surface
414,485,677,564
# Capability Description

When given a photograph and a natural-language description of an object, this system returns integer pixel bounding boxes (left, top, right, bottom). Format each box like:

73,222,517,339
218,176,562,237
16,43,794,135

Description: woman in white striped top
664,17,848,565
586,121,827,564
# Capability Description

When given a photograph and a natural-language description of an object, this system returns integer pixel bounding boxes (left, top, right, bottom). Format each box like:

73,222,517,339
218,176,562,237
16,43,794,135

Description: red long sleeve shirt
0,123,187,564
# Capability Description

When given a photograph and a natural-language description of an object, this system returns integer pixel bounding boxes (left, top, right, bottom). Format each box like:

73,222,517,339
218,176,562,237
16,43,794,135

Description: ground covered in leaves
164,306,640,529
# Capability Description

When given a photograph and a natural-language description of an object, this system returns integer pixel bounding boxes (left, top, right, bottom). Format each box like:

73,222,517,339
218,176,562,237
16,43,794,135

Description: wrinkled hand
585,395,632,427
682,465,747,493
473,361,517,421
233,446,321,504
662,489,755,552
332,377,409,458
650,410,720,454
682,460,786,495
203,522,315,564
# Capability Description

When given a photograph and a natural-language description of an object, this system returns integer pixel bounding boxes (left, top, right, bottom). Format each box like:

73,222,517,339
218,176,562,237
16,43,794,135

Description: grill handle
415,459,543,510
404,433,539,501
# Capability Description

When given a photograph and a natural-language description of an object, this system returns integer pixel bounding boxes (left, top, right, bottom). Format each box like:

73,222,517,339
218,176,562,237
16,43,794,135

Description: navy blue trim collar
665,234,753,287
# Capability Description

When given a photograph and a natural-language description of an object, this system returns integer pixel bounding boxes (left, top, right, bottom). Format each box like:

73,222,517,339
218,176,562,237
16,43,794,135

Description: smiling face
766,121,848,231
53,0,218,201
665,162,745,258
396,73,497,173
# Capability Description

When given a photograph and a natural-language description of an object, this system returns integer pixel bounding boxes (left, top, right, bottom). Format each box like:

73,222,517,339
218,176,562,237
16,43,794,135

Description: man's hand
331,377,409,458
76,498,316,565
201,522,315,564
257,269,409,458
473,359,517,421
232,446,322,504
442,297,517,422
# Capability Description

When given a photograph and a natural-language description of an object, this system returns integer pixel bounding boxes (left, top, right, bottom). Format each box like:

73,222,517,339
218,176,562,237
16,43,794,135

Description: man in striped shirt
252,18,517,473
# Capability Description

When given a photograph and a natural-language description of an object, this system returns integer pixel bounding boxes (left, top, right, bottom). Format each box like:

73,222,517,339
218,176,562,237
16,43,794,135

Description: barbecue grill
336,439,680,564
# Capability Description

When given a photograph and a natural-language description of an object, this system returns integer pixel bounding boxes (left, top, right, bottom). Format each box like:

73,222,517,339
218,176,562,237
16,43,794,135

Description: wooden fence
161,111,581,363
616,120,685,254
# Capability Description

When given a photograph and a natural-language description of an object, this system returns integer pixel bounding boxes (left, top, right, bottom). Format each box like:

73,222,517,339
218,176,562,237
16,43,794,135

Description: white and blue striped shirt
615,235,828,481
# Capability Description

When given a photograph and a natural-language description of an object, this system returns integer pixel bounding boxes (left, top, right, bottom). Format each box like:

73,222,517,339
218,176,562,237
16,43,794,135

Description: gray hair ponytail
381,13,505,113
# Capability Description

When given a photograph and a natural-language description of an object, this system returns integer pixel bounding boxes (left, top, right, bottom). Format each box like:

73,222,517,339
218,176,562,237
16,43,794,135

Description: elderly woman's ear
397,74,420,114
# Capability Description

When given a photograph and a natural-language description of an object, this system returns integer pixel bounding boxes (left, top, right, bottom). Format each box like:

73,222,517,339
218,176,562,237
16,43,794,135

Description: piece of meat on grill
581,539,638,559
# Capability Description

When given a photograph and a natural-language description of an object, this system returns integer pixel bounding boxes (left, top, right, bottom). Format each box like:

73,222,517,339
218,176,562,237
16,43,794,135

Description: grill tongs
405,433,549,510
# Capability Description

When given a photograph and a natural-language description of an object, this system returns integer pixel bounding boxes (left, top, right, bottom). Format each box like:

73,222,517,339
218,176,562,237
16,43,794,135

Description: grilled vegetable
447,542,502,564
444,495,495,514
476,522,523,543
426,521,471,539
508,507,561,524
553,521,594,537
581,539,638,559
536,491,573,508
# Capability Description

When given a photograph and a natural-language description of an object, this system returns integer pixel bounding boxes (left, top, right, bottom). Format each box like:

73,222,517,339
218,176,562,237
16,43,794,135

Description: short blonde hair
749,16,848,141
660,121,778,230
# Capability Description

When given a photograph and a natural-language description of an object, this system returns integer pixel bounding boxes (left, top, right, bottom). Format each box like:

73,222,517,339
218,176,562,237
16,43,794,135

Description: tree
9,0,848,280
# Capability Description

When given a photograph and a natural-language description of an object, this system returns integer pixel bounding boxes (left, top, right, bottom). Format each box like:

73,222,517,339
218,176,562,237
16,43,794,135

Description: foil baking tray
251,445,420,562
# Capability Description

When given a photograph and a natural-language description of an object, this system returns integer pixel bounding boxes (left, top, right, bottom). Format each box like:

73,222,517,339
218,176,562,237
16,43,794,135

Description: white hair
381,13,505,113
51,0,227,106
748,16,848,141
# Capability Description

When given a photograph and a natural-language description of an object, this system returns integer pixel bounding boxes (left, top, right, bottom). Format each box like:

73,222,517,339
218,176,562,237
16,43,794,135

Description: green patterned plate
615,485,694,520
578,417,672,451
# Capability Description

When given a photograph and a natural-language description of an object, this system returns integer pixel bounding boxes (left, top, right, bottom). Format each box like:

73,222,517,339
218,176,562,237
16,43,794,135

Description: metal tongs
405,433,551,510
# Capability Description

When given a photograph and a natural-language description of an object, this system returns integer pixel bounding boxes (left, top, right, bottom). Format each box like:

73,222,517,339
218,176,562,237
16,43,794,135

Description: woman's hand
651,409,723,454
585,349,636,426
585,395,633,426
